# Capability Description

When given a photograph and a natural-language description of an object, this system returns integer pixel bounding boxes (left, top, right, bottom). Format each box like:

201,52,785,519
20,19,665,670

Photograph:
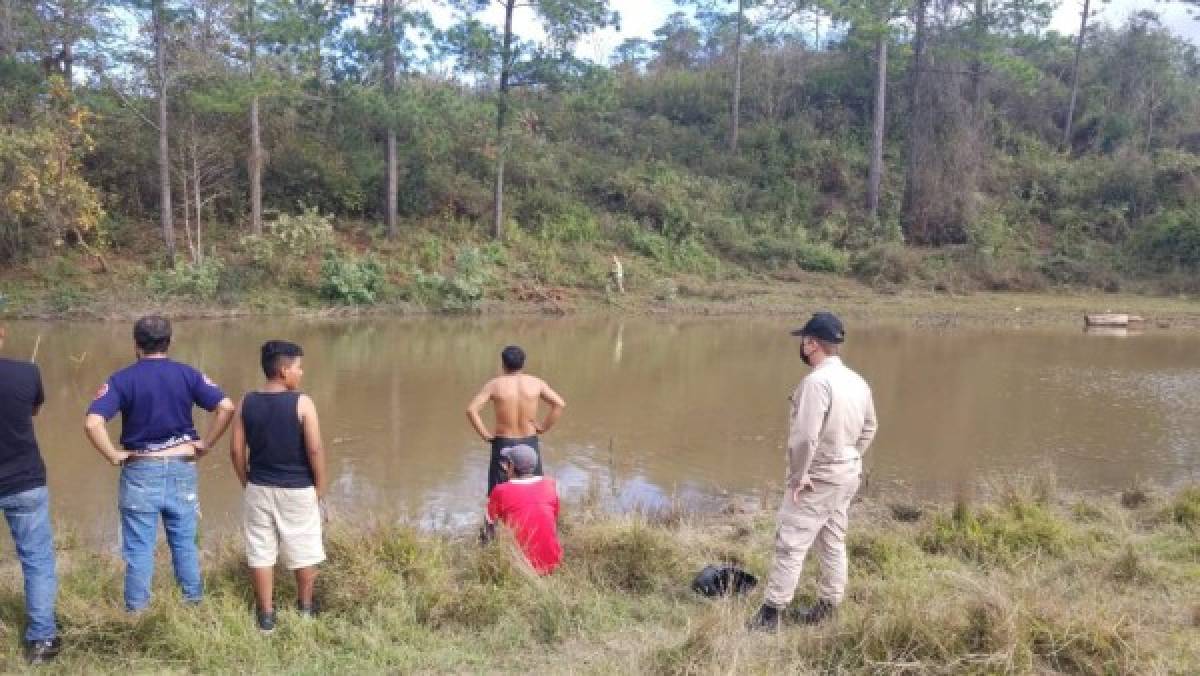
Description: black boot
794,599,836,626
747,604,781,632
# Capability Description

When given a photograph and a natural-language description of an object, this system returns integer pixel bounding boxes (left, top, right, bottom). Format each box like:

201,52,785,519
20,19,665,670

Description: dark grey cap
500,444,539,474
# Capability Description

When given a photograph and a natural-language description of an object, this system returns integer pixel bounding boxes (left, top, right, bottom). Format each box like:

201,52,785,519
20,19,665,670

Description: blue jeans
119,460,202,611
0,485,58,641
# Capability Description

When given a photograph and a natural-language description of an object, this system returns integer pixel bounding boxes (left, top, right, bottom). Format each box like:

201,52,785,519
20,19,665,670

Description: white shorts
243,483,326,570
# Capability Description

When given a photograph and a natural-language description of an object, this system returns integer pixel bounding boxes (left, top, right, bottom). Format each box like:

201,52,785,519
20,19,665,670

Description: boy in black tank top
230,341,328,634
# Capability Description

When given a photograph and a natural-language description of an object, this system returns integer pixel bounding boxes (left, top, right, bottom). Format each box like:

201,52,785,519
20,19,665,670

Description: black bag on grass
691,565,757,597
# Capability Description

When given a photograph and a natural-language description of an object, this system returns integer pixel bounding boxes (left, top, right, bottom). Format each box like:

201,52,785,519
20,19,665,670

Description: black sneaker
793,599,836,626
747,604,781,632
25,637,62,665
256,607,277,634
296,600,319,618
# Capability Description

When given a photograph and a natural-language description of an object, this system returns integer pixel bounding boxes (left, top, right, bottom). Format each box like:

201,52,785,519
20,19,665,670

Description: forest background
2,0,1200,314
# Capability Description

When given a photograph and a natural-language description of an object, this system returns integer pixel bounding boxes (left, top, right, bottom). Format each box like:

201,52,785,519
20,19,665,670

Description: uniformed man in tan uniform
610,255,625,294
749,312,878,631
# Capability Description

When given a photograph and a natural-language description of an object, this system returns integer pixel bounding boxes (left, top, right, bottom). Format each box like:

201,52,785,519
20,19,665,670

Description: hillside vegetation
2,4,1199,315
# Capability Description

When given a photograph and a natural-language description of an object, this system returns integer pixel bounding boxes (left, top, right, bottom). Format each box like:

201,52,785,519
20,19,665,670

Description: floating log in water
1084,313,1145,328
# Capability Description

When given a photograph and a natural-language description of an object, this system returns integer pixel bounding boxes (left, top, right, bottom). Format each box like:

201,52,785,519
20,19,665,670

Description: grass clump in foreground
0,484,1197,673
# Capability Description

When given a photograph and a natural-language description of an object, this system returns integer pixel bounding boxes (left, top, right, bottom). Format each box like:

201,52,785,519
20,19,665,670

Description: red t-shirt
486,476,562,574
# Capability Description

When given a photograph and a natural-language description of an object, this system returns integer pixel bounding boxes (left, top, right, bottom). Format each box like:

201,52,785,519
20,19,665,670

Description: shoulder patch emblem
94,383,109,400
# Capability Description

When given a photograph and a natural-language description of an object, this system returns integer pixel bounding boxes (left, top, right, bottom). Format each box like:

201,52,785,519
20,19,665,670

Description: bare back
489,373,547,438
467,369,565,442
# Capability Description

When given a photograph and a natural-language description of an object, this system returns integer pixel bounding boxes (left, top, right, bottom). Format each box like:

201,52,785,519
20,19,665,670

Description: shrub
716,227,849,274
919,499,1071,567
319,252,383,305
1130,206,1200,273
47,282,90,313
966,208,1029,258
851,242,924,286
607,163,731,242
1168,486,1200,529
847,531,925,576
536,204,601,244
409,245,495,312
1026,605,1139,674
147,258,224,301
240,205,335,278
214,261,268,306
0,78,104,261
415,233,445,272
444,246,494,311
566,520,683,593
625,227,721,276
267,206,334,256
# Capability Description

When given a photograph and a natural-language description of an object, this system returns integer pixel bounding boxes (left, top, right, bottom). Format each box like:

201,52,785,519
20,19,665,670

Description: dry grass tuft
0,482,1195,672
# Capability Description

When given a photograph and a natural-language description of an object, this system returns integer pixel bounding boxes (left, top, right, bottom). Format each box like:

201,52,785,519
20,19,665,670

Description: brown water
4,317,1200,541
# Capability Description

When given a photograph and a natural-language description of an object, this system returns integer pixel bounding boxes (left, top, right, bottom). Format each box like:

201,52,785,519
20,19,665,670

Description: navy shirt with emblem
87,358,226,452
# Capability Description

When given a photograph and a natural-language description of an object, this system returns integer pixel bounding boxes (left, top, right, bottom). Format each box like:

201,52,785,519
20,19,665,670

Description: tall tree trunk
310,34,321,88
0,0,13,60
1145,90,1156,153
729,0,743,152
492,0,515,241
62,40,73,84
248,0,263,235
383,0,399,239
180,157,192,260
61,1,73,85
902,0,929,242
154,0,175,263
1062,0,1090,151
970,0,986,111
193,136,202,263
866,32,888,221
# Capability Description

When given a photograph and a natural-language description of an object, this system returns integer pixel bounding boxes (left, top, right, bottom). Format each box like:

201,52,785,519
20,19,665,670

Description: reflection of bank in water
1084,313,1145,329
412,440,728,532
1083,327,1144,337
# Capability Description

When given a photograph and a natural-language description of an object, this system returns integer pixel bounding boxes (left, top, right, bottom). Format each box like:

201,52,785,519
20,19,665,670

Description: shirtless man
466,345,566,495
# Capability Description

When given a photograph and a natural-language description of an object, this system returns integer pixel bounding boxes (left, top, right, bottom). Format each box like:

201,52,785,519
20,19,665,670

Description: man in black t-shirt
0,327,61,664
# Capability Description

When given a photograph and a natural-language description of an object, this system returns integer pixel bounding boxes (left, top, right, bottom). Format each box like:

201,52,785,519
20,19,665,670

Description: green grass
9,220,1200,323
0,485,1198,673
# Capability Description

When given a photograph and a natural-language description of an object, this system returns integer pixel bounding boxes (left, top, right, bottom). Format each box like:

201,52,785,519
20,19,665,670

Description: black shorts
488,436,542,495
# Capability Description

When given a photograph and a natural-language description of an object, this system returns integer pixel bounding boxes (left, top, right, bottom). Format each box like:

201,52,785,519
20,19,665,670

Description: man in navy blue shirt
0,326,61,664
84,316,235,612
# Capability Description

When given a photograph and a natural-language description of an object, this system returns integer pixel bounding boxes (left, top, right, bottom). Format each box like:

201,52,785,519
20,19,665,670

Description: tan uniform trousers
763,475,861,608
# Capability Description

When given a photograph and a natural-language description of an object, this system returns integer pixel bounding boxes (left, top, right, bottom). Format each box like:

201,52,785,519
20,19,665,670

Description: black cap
790,312,845,343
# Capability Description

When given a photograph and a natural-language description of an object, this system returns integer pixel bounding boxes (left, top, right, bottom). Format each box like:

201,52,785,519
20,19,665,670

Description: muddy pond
4,316,1199,542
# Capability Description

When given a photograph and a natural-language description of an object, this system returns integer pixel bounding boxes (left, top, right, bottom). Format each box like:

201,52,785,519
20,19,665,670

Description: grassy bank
0,479,1197,673
5,223,1200,328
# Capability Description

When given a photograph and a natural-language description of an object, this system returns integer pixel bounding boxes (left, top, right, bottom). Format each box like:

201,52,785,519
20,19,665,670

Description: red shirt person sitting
486,444,562,574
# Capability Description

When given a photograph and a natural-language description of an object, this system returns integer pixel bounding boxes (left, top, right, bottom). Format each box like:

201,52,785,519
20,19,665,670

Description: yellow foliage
0,76,104,255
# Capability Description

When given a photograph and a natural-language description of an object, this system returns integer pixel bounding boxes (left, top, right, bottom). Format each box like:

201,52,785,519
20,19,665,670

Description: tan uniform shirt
786,356,878,485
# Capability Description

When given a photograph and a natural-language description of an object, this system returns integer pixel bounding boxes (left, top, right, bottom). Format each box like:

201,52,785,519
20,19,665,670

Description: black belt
124,454,196,464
